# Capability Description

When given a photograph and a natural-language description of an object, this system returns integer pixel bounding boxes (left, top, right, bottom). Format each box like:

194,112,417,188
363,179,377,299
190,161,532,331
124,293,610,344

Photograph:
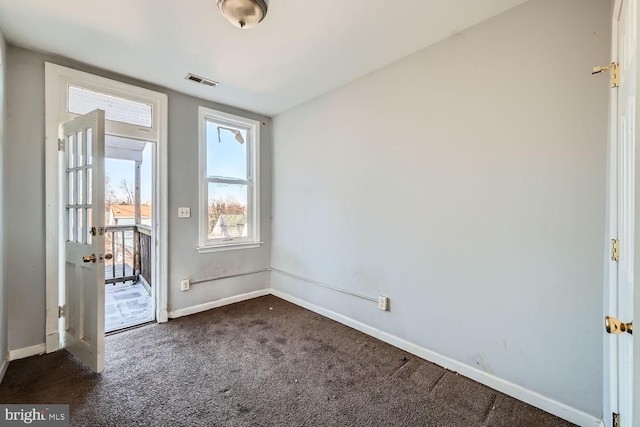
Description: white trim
168,289,270,319
156,84,169,324
44,63,169,349
604,1,621,422
44,64,61,353
198,106,260,250
270,288,604,427
0,352,9,381
45,332,59,354
9,344,46,361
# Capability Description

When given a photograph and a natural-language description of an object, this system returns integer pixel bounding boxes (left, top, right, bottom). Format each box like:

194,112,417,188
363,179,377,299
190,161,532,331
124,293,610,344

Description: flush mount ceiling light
216,0,267,29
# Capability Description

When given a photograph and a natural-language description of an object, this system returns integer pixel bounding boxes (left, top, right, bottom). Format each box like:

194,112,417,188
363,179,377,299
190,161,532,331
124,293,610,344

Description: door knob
605,316,633,335
104,253,113,260
82,254,97,263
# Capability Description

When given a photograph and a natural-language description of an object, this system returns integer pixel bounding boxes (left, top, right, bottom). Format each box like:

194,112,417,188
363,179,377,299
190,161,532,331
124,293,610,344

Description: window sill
197,241,263,254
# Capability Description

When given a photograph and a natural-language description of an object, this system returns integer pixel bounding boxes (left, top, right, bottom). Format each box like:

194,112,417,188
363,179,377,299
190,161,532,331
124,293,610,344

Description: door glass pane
68,172,75,205
77,170,84,205
68,85,153,128
87,208,92,245
206,120,247,180
86,168,92,203
207,182,248,239
68,134,75,168
78,208,84,244
77,131,84,167
68,208,75,242
86,128,92,166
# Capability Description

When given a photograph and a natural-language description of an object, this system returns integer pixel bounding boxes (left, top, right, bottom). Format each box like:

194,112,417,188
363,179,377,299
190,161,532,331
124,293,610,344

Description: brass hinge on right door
611,239,620,262
613,412,620,427
592,62,620,88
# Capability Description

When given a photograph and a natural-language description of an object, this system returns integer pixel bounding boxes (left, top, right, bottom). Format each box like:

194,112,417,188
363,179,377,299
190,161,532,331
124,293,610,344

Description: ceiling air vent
185,73,218,88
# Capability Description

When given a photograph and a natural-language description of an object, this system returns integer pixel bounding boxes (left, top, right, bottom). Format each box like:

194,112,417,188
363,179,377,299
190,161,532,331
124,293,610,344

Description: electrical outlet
181,279,190,291
378,295,389,311
178,207,191,218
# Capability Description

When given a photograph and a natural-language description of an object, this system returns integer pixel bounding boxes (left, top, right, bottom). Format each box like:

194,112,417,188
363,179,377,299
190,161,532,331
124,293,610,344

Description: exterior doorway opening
104,141,154,333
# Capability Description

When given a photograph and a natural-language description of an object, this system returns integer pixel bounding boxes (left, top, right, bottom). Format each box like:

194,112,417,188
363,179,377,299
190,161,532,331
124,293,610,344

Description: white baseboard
9,343,46,361
168,289,270,319
270,289,603,427
0,352,9,382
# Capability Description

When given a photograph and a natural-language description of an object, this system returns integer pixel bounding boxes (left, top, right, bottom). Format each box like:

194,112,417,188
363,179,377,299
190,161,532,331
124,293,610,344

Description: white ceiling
0,0,528,116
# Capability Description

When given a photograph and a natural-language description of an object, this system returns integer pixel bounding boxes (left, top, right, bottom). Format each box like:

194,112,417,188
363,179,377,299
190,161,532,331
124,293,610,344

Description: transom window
68,85,153,128
198,107,260,251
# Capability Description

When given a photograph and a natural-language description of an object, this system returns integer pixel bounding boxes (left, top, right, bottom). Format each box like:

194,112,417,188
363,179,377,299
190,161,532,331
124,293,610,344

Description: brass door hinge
612,62,620,87
613,412,620,427
592,62,620,88
58,138,65,151
58,305,66,318
612,239,620,262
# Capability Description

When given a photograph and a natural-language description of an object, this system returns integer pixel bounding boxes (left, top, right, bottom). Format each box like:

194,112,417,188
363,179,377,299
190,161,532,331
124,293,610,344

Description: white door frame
44,63,169,353
604,2,621,423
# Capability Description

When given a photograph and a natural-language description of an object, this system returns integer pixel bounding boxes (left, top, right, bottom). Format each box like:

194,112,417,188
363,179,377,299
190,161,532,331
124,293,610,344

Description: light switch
178,207,191,218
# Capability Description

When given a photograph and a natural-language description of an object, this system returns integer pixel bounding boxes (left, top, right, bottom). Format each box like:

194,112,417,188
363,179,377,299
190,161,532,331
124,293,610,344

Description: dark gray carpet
0,295,575,426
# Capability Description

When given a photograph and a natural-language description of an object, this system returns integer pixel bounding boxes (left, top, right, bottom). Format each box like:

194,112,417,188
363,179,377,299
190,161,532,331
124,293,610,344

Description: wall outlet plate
178,207,191,218
378,295,389,311
181,279,190,291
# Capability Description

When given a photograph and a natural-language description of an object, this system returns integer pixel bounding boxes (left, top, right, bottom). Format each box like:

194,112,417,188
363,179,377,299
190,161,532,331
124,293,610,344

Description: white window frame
197,106,261,252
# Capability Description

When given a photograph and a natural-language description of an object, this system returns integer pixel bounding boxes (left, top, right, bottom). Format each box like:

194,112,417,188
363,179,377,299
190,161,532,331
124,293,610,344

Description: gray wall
5,46,271,351
0,29,7,373
271,0,609,418
167,91,272,312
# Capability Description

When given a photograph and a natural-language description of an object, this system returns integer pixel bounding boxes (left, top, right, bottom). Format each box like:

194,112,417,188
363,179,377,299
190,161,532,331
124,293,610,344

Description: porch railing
105,225,136,284
104,225,152,286
137,225,152,287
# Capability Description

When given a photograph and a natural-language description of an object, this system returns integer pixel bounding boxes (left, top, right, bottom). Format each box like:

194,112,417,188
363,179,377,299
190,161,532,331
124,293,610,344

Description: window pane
68,85,153,128
68,172,75,205
78,208,84,244
68,208,75,242
87,208,92,245
207,182,248,239
86,168,92,203
77,131,84,167
68,134,75,168
86,128,92,166
206,120,247,180
77,170,84,205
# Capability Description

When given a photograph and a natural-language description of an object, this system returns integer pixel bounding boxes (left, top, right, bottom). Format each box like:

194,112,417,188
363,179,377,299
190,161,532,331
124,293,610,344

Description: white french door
60,109,106,373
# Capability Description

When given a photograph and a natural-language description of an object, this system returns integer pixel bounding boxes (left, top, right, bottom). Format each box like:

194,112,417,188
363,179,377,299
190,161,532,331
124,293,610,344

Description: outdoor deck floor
105,263,134,281
105,264,153,332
